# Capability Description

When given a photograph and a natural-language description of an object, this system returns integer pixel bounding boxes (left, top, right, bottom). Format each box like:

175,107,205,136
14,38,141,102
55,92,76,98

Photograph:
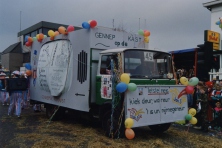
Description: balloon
116,82,128,93
67,25,75,32
25,63,31,70
125,118,134,128
26,70,32,76
48,30,55,37
82,22,90,29
220,24,222,28
38,39,42,42
138,29,144,36
44,35,47,38
205,81,213,88
125,128,135,140
54,31,59,36
128,83,137,92
144,30,150,37
120,73,130,84
185,85,194,94
185,114,192,121
216,21,221,25
36,34,39,40
190,117,197,125
28,37,33,43
188,108,196,117
180,77,188,86
58,26,67,34
144,37,149,43
39,33,44,40
33,37,37,41
25,41,32,47
25,36,29,42
188,77,199,86
89,20,97,28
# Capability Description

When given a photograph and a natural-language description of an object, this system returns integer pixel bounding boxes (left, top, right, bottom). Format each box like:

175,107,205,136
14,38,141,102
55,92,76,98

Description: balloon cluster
25,63,32,76
185,108,197,125
178,77,199,98
82,20,97,29
116,73,137,93
215,17,222,30
24,33,48,47
138,29,150,43
124,118,135,140
48,25,75,40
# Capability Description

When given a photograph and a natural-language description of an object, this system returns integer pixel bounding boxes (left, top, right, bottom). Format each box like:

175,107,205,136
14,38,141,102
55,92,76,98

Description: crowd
183,78,222,132
0,70,41,118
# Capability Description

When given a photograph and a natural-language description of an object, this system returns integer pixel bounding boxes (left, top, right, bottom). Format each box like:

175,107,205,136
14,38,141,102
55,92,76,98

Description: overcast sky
0,0,211,52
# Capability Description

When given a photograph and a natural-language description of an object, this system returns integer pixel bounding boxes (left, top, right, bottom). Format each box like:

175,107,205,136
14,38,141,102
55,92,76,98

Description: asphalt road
0,103,222,148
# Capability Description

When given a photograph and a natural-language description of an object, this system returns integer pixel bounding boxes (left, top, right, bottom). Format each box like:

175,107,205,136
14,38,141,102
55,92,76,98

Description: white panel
125,85,187,127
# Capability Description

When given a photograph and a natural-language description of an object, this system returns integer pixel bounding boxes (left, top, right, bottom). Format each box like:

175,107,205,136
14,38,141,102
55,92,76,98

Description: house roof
17,21,82,37
1,42,21,55
203,0,222,11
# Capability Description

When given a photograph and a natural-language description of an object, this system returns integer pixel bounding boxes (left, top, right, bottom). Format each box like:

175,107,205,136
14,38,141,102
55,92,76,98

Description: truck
29,27,188,138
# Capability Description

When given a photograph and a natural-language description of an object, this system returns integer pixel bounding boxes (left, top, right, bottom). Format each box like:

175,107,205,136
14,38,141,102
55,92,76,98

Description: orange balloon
144,30,150,37
125,128,135,140
50,37,54,40
54,31,59,36
58,26,67,34
39,33,44,40
28,37,33,42
26,70,32,76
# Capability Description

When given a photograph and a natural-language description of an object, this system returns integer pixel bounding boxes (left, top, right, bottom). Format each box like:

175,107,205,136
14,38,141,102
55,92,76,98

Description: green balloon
128,83,137,92
138,29,144,36
185,114,192,121
188,77,199,86
33,37,37,41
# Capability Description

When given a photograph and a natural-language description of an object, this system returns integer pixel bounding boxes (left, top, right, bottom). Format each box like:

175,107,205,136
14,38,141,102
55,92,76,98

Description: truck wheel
149,123,171,133
102,111,124,139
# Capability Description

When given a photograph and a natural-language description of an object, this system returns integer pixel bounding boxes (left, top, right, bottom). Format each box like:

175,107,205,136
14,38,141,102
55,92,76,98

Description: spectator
212,102,222,130
193,86,208,131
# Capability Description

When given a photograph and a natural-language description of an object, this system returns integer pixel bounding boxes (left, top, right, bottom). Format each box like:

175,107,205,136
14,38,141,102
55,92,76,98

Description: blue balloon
25,63,31,70
25,36,29,42
216,21,221,25
116,82,128,93
82,22,90,29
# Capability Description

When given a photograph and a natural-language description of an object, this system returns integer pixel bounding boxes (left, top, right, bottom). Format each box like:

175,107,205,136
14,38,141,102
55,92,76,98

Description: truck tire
149,123,171,133
102,110,124,139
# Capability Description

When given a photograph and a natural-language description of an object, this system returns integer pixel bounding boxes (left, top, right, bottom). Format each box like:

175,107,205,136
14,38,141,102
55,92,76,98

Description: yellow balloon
190,117,197,125
36,34,39,40
144,37,149,43
125,118,134,128
188,108,196,117
48,30,55,37
121,73,130,84
180,77,188,86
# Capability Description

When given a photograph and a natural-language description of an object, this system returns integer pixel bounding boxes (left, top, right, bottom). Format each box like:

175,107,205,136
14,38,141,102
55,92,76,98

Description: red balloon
25,41,32,47
186,86,194,94
89,20,97,28
38,39,42,42
67,25,75,32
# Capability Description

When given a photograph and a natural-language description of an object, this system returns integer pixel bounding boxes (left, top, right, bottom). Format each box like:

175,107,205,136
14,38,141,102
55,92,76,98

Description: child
194,86,208,130
212,102,222,130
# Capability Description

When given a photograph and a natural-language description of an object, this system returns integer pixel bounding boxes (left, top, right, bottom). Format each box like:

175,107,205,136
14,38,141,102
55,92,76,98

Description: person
8,71,23,118
211,102,222,131
193,86,208,130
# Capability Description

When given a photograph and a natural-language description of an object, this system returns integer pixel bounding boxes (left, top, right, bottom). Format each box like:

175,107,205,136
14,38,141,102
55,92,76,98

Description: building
1,21,82,71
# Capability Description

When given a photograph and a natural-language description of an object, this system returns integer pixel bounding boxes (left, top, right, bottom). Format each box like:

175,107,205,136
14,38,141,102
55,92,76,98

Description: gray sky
0,0,211,52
